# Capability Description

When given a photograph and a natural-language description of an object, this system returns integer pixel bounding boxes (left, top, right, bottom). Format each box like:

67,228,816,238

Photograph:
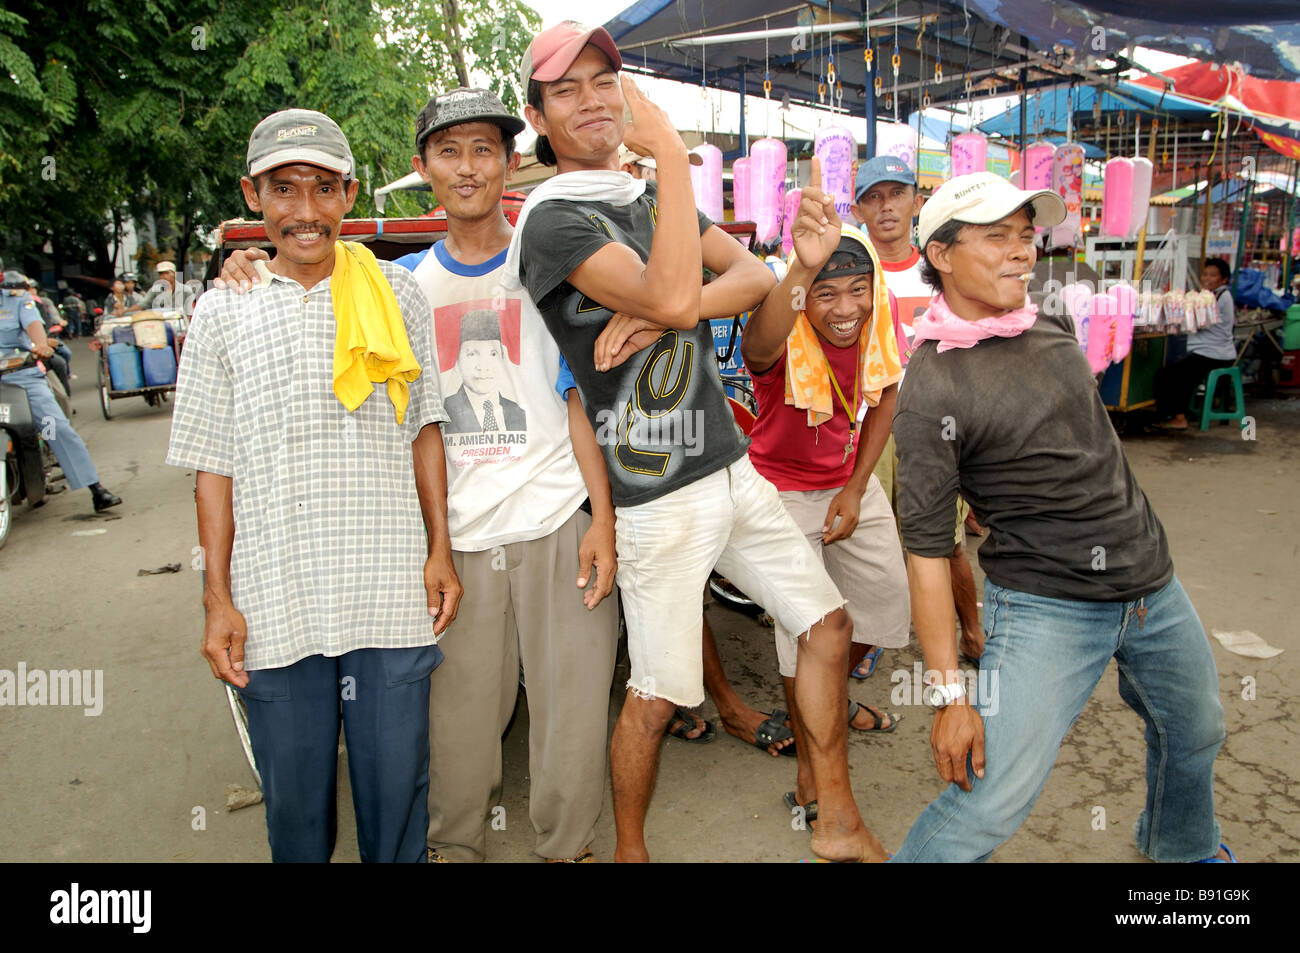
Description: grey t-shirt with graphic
519,183,748,508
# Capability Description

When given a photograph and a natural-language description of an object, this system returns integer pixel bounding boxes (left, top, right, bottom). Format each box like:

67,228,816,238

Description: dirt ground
1,337,1296,862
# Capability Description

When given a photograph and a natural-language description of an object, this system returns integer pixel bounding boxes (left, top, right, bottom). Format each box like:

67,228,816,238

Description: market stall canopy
373,171,428,214
977,83,1216,140
602,0,1300,125
603,0,1126,119
1157,169,1300,205
979,67,1300,162
963,1,1300,81
1132,61,1300,158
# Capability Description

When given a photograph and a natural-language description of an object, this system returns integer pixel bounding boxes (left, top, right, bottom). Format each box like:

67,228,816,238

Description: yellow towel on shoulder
784,225,903,427
330,241,421,425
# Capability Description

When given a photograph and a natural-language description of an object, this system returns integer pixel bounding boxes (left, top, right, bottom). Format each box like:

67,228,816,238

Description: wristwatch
923,681,967,709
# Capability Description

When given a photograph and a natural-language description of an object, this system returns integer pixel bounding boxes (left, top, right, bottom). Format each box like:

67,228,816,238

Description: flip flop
783,790,818,824
754,709,798,757
665,707,715,743
851,646,884,680
547,847,595,863
1197,843,1239,863
848,700,901,733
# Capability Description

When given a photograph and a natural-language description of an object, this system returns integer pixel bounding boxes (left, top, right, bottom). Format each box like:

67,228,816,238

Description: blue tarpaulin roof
964,1,1300,82
602,0,1300,120
976,84,1216,139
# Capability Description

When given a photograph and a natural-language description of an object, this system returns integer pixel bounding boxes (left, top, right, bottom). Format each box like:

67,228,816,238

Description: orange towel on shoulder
783,225,903,427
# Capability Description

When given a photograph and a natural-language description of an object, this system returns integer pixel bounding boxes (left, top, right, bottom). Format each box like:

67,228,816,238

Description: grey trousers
427,508,619,861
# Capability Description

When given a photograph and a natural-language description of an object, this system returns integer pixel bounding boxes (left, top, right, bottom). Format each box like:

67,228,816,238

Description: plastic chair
1198,366,1246,431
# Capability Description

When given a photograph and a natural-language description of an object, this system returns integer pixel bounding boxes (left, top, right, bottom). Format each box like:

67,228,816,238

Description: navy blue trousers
238,644,442,862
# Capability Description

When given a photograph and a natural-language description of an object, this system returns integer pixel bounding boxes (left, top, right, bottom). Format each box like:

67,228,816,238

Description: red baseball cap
520,20,622,87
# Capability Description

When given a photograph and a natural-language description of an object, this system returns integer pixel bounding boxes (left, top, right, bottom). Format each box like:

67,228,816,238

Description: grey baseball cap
247,108,354,178
415,88,526,151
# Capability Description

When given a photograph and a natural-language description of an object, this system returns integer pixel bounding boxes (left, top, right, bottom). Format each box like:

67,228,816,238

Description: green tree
0,0,539,283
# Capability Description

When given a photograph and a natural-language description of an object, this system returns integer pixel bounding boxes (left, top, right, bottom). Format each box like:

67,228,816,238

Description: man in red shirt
739,158,911,819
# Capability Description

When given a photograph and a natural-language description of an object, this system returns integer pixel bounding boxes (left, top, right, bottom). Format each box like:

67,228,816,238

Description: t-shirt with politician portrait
408,241,586,552
518,182,748,508
442,309,528,434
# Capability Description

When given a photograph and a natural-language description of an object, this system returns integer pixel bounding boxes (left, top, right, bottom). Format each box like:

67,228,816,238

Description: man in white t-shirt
407,88,620,864
852,156,984,669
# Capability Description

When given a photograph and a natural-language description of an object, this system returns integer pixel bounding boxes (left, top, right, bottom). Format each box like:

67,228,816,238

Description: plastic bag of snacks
1163,290,1185,334
1201,288,1220,326
1137,290,1163,328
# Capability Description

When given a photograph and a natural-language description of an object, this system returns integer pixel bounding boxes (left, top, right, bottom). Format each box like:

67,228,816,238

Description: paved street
2,336,1297,862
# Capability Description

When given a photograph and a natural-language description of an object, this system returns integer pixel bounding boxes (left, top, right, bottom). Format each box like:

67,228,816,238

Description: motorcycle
0,350,61,550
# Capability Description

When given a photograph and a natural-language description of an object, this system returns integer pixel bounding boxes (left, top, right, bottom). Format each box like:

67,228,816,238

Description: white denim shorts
614,455,845,707
772,475,911,677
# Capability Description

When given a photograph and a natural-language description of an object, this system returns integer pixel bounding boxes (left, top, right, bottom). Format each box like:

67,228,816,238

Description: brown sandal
547,847,595,863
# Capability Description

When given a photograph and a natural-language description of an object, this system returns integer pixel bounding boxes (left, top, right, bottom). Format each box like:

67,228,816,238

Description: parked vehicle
0,350,58,549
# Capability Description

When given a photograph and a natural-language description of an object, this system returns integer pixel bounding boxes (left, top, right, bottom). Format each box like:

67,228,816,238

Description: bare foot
810,816,890,862
718,705,794,756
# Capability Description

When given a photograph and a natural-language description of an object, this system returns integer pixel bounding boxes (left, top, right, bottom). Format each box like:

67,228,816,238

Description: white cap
155,260,176,273
918,172,1066,249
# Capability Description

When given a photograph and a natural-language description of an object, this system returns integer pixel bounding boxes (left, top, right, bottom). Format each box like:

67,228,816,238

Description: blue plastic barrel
141,346,177,386
107,343,144,391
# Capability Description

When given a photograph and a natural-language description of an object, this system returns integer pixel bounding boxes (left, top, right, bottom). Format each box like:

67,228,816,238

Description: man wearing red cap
509,21,889,862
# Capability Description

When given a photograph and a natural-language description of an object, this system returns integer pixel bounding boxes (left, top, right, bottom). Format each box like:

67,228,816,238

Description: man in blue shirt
0,272,121,511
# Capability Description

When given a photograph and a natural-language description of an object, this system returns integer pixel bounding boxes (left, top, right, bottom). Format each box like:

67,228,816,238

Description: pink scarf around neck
912,292,1038,353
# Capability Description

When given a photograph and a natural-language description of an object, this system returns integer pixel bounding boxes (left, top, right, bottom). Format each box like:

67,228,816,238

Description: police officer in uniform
1,271,121,512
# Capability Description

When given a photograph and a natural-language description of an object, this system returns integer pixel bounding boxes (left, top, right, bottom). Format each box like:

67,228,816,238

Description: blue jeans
4,366,98,489
239,644,442,862
892,575,1224,862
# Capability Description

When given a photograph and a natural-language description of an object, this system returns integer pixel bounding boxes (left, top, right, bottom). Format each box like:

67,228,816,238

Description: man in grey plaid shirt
167,108,462,863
